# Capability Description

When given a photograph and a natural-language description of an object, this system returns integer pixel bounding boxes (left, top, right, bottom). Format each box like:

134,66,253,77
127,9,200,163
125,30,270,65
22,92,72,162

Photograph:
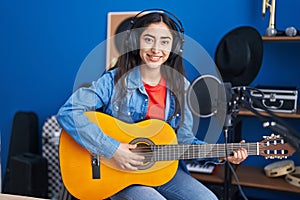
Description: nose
151,47,160,54
151,41,161,53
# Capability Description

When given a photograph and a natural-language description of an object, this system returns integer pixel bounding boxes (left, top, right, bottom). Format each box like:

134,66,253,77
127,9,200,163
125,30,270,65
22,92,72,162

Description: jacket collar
126,66,143,89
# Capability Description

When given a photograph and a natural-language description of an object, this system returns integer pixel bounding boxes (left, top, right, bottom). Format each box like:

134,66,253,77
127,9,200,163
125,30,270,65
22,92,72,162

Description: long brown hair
113,12,186,128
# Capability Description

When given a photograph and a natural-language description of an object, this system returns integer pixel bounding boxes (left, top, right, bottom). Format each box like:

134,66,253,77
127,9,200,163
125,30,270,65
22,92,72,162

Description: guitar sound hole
130,137,155,170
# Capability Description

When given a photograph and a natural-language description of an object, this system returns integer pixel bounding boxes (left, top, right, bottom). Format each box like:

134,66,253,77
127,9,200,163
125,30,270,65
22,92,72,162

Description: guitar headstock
259,134,296,159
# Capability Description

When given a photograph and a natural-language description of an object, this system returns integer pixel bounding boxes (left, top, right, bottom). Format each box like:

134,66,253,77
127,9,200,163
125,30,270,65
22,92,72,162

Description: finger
135,155,145,161
128,144,137,149
236,150,243,159
232,150,238,159
229,151,240,164
240,148,248,159
227,157,238,164
130,159,144,166
235,149,248,163
126,163,138,171
121,162,139,171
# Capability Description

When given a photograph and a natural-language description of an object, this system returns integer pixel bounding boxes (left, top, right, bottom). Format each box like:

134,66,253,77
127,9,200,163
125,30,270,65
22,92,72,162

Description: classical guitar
59,111,295,200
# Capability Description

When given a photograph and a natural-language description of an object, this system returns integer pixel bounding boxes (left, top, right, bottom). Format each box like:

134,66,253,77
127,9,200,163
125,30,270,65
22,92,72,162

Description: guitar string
132,143,287,161
133,143,257,161
133,143,259,153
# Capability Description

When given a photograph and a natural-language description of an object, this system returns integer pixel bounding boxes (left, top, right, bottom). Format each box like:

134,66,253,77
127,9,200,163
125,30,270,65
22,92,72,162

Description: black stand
221,86,300,200
223,128,234,200
222,87,240,200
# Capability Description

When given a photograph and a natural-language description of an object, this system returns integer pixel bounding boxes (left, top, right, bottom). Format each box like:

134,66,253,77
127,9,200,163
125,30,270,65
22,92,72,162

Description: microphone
187,75,231,118
265,28,285,37
285,26,300,37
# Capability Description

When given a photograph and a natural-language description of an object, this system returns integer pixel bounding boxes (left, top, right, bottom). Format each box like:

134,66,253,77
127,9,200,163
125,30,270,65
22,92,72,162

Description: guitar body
59,112,179,200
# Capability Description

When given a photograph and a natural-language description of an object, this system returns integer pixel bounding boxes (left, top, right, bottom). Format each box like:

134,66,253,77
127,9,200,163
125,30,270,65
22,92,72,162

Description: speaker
7,153,48,198
125,8,184,58
3,111,40,194
8,111,39,157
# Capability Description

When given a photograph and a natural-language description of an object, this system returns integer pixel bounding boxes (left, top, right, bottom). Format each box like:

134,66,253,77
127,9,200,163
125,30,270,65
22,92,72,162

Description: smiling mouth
148,55,162,62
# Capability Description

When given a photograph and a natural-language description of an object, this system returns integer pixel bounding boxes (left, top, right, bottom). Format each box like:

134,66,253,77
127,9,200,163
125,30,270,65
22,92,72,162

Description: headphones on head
125,8,185,58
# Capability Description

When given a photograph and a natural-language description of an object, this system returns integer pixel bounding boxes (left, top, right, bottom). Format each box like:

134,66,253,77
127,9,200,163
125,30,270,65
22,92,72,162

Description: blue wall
1,0,300,198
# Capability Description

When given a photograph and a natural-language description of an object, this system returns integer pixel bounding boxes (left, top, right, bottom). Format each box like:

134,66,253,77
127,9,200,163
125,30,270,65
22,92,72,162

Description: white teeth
149,55,160,61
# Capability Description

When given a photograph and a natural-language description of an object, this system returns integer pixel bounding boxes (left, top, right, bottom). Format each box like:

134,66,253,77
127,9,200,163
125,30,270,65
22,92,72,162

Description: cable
224,128,248,200
227,161,248,200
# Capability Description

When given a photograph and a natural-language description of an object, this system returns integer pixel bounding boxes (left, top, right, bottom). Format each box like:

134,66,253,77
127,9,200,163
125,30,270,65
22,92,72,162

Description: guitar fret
152,142,275,161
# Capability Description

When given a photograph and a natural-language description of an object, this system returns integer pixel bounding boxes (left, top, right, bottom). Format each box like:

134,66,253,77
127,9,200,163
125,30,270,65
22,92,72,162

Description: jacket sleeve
56,71,120,158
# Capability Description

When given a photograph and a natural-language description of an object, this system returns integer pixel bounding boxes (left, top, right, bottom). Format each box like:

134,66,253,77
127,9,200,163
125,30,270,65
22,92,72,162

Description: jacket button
114,105,119,111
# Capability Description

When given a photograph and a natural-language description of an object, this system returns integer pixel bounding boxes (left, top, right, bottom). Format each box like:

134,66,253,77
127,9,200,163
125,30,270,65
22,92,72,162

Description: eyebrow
143,33,172,40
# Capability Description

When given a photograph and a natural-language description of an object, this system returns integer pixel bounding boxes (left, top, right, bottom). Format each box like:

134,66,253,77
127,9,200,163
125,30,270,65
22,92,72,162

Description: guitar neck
147,142,259,161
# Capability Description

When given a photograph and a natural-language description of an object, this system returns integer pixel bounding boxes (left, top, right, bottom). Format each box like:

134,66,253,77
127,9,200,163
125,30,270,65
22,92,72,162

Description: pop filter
187,75,229,118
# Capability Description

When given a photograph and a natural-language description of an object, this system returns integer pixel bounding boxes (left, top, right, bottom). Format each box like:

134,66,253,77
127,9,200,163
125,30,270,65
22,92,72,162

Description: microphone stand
221,84,241,200
220,86,299,200
223,113,236,200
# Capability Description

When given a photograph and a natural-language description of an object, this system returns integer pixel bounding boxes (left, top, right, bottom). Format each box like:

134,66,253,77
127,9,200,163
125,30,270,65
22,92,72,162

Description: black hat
215,26,263,86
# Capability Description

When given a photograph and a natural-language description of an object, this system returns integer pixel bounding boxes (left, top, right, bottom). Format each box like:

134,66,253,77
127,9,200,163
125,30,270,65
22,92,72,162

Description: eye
161,40,170,46
144,37,154,44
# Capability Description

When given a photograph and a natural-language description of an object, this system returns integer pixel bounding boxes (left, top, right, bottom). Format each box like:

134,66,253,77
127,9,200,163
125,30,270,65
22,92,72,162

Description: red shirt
143,77,166,120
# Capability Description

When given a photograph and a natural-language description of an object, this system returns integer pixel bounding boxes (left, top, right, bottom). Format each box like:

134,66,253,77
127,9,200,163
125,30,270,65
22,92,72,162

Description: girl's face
139,22,173,68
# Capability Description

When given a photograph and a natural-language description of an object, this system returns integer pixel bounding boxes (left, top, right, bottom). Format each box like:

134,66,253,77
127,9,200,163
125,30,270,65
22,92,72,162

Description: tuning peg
263,133,283,140
265,156,275,159
263,135,271,139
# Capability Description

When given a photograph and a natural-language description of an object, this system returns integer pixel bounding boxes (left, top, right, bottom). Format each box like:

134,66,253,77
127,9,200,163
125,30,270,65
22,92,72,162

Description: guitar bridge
91,153,100,179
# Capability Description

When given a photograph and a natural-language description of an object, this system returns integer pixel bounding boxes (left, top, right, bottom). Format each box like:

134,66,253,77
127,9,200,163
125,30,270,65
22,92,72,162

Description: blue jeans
110,167,218,200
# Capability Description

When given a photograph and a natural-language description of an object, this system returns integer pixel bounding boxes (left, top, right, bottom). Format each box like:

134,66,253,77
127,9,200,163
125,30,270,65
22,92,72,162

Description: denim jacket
56,66,207,159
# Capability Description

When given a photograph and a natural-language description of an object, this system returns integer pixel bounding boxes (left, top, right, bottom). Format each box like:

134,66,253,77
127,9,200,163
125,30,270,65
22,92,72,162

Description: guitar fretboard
137,143,259,162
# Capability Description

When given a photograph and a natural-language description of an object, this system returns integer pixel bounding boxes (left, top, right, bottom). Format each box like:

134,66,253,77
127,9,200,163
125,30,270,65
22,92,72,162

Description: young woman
57,10,248,200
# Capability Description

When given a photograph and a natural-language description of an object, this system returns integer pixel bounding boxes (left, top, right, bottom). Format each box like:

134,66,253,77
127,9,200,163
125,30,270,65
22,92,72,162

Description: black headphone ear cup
169,36,183,59
126,30,138,55
173,38,181,55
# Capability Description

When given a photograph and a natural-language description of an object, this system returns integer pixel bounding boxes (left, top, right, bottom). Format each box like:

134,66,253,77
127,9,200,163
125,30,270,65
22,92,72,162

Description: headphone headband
129,8,184,34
